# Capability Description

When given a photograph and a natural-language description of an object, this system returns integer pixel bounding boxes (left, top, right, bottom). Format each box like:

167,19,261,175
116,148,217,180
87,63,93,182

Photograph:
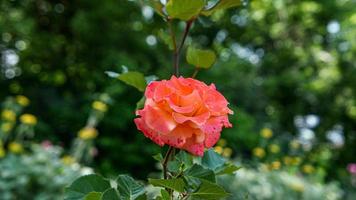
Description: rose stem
162,146,174,179
169,19,194,76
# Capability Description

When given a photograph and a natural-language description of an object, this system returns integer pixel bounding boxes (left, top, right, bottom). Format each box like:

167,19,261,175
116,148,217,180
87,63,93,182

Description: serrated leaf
167,160,180,173
65,174,111,200
202,149,225,171
216,163,241,175
202,0,241,16
101,188,120,200
176,150,193,168
148,178,185,192
116,175,145,200
117,72,147,92
186,46,216,69
166,0,205,21
160,189,170,200
191,180,229,200
84,192,102,200
184,164,216,183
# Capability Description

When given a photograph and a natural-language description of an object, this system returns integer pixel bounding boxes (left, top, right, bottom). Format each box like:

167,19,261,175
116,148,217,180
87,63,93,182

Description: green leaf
167,160,181,173
117,72,147,92
160,189,170,200
166,0,205,21
184,164,216,183
152,153,163,162
158,29,174,50
101,188,120,200
186,46,216,69
176,150,193,168
148,178,186,192
191,180,229,200
84,192,102,200
146,0,165,17
216,163,241,175
201,149,225,171
136,96,146,110
202,0,241,16
65,174,111,200
116,175,145,200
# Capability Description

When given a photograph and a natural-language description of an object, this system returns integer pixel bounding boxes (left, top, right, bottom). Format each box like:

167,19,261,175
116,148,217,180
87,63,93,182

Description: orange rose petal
172,112,210,126
134,118,164,146
139,105,177,133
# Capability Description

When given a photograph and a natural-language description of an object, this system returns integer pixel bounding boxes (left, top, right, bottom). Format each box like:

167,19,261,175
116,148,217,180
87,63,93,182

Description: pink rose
134,76,233,156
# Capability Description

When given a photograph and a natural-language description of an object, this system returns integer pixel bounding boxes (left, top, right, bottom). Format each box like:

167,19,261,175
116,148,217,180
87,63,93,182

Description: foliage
219,168,343,200
0,144,92,200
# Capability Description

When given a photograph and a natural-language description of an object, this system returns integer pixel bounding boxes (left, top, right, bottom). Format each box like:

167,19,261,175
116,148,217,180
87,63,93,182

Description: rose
134,76,233,156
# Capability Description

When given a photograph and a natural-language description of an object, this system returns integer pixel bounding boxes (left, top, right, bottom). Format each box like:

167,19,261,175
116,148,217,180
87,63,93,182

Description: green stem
162,146,175,179
192,68,199,78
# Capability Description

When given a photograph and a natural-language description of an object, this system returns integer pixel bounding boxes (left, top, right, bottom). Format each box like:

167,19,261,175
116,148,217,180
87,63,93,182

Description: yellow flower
290,182,305,192
269,144,280,153
214,146,223,154
0,147,5,158
291,157,302,165
1,122,13,133
222,147,233,157
217,139,227,147
78,127,98,140
61,155,76,165
16,95,30,106
290,140,300,149
20,114,37,125
253,147,266,158
270,161,281,170
8,142,23,154
283,156,292,165
302,164,315,174
260,128,273,139
92,101,108,112
1,109,16,121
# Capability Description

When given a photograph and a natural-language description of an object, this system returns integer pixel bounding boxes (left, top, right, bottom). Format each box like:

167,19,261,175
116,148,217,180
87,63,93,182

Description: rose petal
134,118,164,146
138,104,177,133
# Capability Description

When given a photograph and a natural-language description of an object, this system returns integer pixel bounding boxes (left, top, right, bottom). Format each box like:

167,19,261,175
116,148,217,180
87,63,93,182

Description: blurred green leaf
166,0,205,21
84,192,102,200
117,72,147,92
202,0,241,16
160,189,170,200
146,0,165,17
158,29,174,50
65,174,111,200
191,180,229,200
148,178,185,192
136,96,145,110
176,150,193,168
186,46,216,69
116,175,145,200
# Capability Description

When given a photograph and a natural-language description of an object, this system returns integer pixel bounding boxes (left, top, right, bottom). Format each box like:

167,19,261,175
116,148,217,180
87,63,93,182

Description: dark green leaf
65,174,111,200
101,188,120,200
191,180,229,200
202,149,225,171
185,164,216,183
176,150,193,167
158,29,174,50
202,0,241,16
186,46,216,69
166,0,205,21
148,178,185,192
116,175,145,200
167,160,180,173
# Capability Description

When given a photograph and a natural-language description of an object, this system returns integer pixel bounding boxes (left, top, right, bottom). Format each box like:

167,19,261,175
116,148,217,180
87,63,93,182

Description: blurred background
0,0,355,199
